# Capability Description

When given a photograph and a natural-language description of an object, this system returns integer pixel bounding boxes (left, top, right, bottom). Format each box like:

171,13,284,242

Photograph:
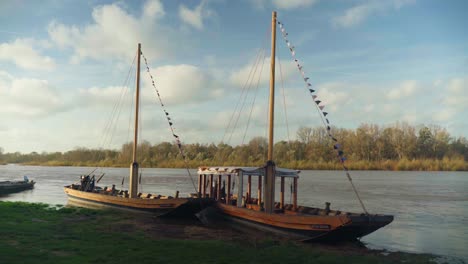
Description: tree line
1,123,467,171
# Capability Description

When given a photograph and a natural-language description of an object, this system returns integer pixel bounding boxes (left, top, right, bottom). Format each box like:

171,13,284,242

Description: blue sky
0,0,467,153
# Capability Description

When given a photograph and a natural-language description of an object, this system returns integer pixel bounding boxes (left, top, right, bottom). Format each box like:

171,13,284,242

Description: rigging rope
222,29,270,146
277,53,291,143
86,54,136,176
277,20,369,215
140,50,198,194
228,48,266,144
242,49,267,145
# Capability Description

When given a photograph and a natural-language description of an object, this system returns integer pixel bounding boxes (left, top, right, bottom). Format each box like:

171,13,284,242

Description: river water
1,165,466,262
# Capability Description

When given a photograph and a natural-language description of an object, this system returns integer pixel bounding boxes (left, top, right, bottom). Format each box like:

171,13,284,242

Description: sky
0,0,467,153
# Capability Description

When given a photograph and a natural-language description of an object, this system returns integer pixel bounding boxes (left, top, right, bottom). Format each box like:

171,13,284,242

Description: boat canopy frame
197,166,300,178
197,165,299,210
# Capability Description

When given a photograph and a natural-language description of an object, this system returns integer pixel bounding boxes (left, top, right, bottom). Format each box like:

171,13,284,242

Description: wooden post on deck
202,174,207,198
258,175,262,206
280,176,285,209
217,175,221,202
227,174,231,205
198,174,202,197
293,177,298,211
237,170,243,208
247,175,252,204
209,174,214,198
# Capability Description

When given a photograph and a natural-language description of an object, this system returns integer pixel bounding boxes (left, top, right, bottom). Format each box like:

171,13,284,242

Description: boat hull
64,186,209,217
0,181,35,195
199,203,393,242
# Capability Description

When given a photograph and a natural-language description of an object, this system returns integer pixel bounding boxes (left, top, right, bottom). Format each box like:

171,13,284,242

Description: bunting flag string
140,50,198,193
277,20,369,215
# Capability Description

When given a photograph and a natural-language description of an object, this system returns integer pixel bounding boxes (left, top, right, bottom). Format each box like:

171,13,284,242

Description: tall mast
129,43,141,198
267,11,277,161
264,11,277,214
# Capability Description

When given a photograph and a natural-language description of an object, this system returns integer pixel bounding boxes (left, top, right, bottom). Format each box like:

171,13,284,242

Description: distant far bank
3,158,467,171
1,124,467,171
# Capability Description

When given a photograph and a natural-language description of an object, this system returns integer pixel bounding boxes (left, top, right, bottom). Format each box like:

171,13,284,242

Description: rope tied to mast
277,20,369,215
140,50,198,194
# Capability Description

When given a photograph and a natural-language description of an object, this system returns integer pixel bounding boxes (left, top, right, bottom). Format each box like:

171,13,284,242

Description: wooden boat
196,12,393,242
0,176,35,195
64,44,210,216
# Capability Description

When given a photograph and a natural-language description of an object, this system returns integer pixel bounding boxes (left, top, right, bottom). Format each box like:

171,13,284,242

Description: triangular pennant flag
327,126,331,131
298,66,303,70
332,137,338,141
173,134,179,138
323,112,328,116
307,83,312,86
319,105,325,110
165,112,169,116
333,144,339,149
169,122,173,126
338,150,344,156
312,95,318,99
304,77,309,81
326,119,330,124
292,51,295,56
343,165,349,171
309,89,315,93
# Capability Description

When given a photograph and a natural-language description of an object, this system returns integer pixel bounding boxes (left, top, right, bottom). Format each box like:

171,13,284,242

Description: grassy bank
0,201,437,264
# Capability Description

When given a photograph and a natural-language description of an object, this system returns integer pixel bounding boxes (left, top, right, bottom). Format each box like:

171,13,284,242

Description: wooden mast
264,11,277,214
129,43,141,198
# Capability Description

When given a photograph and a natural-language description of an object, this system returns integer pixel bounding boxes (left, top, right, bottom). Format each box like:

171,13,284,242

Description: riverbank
0,201,439,264
17,157,468,171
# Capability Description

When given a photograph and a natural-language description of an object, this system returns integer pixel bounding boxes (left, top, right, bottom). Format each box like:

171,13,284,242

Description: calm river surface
1,165,467,261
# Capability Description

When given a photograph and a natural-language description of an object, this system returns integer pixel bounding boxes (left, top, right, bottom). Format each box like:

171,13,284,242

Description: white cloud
433,108,456,122
78,86,130,107
333,0,415,28
229,56,297,87
47,0,172,63
143,64,222,105
250,0,318,10
316,82,350,112
386,80,419,100
272,0,318,10
178,0,214,30
0,38,56,71
442,78,467,110
333,3,375,28
0,72,64,117
447,78,465,94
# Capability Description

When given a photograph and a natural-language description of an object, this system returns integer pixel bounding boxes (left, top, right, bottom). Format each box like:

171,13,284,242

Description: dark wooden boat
0,176,35,195
64,44,209,217
196,12,393,242
196,166,393,242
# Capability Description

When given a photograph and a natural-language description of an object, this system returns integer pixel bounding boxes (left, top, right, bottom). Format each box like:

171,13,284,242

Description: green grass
0,201,437,264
